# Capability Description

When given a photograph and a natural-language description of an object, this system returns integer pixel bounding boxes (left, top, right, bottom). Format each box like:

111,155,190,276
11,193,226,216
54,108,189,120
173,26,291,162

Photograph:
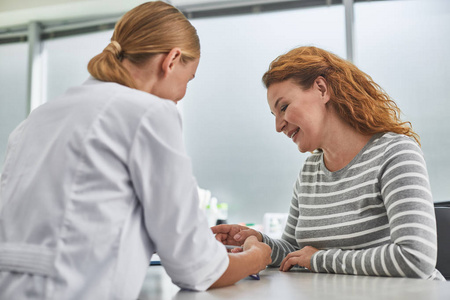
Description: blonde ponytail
88,41,138,88
87,1,200,89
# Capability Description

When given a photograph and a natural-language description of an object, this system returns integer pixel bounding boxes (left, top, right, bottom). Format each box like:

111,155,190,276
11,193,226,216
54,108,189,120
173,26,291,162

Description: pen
224,245,243,250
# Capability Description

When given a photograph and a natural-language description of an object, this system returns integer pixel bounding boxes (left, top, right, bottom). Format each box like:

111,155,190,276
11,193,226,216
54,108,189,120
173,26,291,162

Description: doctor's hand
279,246,319,271
242,236,272,272
211,235,272,288
211,224,263,251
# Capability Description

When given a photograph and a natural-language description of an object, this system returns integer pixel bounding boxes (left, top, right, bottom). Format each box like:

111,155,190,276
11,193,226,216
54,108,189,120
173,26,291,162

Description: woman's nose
275,117,286,133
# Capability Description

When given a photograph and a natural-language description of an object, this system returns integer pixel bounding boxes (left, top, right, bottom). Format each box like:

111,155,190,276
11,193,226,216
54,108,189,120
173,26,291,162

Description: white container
263,213,288,239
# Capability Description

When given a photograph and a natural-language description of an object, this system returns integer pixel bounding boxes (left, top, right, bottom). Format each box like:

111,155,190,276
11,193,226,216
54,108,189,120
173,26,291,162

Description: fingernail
234,234,241,240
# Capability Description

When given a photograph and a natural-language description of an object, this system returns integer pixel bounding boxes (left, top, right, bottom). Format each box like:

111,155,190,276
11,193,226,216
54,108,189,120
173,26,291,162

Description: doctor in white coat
0,2,271,299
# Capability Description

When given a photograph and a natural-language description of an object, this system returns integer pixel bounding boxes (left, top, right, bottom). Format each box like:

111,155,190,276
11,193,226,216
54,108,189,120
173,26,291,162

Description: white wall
354,0,450,202
0,43,28,166
0,0,243,28
0,0,144,28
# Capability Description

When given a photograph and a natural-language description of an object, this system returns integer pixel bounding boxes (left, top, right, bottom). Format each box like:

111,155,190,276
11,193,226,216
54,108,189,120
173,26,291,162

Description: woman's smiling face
267,77,330,153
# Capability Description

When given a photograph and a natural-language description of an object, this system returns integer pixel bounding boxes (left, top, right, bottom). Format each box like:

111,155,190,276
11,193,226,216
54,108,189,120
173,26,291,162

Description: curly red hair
262,46,420,146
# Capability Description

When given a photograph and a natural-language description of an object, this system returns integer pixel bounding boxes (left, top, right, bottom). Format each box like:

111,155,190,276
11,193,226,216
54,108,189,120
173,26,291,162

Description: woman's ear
161,48,182,77
315,76,330,103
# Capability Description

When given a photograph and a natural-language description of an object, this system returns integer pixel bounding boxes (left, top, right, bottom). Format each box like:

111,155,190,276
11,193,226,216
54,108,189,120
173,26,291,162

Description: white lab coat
0,78,229,300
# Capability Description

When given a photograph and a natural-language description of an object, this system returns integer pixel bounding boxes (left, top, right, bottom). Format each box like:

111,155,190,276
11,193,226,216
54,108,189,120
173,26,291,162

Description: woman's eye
280,105,288,112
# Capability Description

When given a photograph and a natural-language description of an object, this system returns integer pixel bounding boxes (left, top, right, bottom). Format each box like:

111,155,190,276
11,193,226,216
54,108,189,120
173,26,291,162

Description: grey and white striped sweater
262,132,445,280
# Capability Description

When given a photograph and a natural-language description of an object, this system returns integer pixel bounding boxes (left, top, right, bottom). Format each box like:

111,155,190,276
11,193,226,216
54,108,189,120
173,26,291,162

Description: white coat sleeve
127,101,229,291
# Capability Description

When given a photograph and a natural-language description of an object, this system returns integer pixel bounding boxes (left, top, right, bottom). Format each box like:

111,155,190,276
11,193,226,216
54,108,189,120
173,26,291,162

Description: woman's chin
296,140,314,153
297,144,308,153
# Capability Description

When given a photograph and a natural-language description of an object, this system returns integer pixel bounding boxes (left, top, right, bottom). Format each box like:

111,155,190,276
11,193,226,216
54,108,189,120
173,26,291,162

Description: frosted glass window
43,30,113,103
0,42,28,171
355,0,450,202
182,6,345,223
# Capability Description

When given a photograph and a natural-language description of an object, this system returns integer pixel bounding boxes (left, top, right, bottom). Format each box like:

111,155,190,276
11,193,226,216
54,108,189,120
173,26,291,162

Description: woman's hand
211,224,263,250
279,246,319,271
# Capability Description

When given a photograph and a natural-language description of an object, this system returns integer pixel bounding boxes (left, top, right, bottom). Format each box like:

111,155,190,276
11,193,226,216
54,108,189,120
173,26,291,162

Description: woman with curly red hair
213,46,445,280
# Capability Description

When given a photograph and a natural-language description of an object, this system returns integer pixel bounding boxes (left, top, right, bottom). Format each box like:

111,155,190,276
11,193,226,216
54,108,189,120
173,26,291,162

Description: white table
138,265,450,300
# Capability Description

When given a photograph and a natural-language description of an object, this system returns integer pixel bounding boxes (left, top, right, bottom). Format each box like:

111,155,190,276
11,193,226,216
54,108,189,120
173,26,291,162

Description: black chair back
435,201,450,279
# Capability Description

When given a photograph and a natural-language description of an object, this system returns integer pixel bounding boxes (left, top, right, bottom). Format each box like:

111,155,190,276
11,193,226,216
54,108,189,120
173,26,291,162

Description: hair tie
105,41,123,60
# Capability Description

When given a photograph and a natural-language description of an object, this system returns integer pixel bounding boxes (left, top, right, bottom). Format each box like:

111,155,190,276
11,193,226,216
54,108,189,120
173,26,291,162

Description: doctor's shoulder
87,78,180,120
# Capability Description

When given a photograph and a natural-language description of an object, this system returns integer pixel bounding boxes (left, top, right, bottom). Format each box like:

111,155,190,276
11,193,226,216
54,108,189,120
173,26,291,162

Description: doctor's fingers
233,229,262,242
213,224,251,237
230,247,243,253
211,224,238,235
214,233,233,243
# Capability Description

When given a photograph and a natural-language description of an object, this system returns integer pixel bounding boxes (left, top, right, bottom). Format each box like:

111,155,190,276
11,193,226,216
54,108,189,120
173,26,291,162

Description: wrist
258,231,263,242
245,247,264,274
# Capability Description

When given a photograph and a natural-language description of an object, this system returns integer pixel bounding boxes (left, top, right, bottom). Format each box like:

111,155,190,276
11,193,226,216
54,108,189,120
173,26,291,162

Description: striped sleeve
262,182,301,266
311,138,441,279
